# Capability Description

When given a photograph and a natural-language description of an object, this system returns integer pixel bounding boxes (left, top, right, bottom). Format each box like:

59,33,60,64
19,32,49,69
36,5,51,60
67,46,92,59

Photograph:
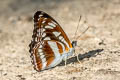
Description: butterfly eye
72,41,77,47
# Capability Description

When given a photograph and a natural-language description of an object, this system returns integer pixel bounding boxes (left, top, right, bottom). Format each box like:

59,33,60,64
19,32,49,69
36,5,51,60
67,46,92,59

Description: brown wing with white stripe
29,11,73,71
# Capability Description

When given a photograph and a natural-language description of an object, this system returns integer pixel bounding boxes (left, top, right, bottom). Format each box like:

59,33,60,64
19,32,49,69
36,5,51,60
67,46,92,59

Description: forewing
34,11,72,49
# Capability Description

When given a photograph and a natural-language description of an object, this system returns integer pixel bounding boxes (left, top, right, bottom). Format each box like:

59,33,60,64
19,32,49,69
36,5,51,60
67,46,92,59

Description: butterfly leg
76,52,81,63
74,47,81,63
63,54,68,67
64,58,67,67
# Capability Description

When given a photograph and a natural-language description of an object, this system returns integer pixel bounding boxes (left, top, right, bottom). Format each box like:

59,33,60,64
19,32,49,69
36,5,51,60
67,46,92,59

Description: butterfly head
72,41,77,48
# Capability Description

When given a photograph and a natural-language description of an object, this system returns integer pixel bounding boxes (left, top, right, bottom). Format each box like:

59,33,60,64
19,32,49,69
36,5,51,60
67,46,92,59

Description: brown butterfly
29,11,78,71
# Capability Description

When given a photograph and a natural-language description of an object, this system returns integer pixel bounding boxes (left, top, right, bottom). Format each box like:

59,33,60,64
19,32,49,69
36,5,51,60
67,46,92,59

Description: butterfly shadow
58,48,104,66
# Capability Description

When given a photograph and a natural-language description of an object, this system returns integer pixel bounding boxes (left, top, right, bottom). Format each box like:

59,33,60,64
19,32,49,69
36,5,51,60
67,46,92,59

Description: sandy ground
0,0,120,80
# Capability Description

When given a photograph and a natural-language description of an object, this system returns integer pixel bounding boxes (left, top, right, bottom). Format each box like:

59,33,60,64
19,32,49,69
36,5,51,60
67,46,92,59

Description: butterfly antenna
75,24,90,63
73,15,82,40
73,16,90,63
76,22,90,40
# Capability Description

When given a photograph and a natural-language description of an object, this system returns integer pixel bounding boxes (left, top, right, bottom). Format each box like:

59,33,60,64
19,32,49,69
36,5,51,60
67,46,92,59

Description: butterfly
29,11,77,71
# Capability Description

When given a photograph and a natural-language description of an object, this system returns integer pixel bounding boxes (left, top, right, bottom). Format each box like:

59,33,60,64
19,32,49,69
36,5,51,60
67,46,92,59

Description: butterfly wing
29,11,73,71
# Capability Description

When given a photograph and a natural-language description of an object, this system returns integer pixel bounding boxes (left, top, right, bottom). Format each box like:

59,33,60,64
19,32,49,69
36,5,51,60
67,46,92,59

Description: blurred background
0,0,120,80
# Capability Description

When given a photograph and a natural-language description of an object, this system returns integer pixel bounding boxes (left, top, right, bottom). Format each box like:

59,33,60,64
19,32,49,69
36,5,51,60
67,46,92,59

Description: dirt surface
0,0,120,80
